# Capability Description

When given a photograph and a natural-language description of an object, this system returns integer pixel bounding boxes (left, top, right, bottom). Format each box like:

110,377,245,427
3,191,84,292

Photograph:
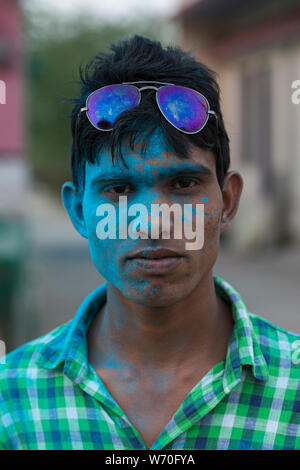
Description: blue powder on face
80,127,215,300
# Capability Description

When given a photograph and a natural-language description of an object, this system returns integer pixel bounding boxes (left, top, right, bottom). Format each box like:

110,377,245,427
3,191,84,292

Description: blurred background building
0,0,299,355
0,0,28,352
175,0,300,250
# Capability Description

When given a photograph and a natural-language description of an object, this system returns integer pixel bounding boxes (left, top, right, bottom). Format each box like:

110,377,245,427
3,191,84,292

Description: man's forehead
85,151,214,182
85,129,216,181
121,129,215,166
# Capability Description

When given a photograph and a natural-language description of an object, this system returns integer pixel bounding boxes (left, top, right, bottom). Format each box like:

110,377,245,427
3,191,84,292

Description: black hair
67,35,230,191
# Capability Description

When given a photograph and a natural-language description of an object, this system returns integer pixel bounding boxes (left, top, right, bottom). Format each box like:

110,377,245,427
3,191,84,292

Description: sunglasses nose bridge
138,85,159,92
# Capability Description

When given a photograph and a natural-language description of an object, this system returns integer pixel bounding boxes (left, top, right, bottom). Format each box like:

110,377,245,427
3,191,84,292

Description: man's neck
87,272,234,375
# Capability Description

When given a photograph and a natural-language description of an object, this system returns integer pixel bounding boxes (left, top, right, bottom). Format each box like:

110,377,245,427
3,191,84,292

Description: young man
0,35,299,450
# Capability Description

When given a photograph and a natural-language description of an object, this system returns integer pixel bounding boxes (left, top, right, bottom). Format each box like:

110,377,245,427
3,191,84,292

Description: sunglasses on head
79,81,217,135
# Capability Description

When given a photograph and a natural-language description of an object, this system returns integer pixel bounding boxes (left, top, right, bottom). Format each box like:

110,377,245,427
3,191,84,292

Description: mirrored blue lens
157,85,208,133
87,84,140,130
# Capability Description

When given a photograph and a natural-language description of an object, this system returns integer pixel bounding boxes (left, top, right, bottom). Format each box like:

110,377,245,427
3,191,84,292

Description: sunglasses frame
79,81,217,135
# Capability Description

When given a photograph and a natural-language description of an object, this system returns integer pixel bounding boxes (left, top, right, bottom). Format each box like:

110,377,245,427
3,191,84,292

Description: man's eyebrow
156,164,212,178
90,164,212,186
90,172,135,186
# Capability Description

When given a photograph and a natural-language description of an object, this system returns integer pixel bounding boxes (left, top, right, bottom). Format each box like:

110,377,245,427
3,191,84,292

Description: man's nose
128,192,178,240
133,206,165,239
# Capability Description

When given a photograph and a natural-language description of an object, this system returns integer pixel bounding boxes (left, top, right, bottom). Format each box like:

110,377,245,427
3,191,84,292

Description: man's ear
220,170,243,231
61,182,87,238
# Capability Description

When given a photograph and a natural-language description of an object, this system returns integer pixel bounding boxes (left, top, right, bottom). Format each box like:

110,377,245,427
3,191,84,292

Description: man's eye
107,184,133,195
173,178,198,189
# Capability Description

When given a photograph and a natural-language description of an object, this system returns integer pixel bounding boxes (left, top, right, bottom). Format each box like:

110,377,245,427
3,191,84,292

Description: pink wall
0,0,25,156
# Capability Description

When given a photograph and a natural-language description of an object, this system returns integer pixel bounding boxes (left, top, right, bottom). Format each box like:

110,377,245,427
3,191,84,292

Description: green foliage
23,7,176,193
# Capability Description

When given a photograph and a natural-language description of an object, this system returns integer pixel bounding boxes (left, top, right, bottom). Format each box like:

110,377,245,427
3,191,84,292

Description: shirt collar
214,276,269,391
35,283,107,381
36,276,269,385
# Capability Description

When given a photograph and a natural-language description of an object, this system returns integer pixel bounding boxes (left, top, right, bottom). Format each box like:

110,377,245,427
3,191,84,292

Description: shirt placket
151,362,242,450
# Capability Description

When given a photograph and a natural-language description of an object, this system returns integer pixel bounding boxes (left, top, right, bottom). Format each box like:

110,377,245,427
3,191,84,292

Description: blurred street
11,186,299,351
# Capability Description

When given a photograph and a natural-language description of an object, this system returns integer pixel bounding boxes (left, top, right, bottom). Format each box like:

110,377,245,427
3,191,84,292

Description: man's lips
125,248,184,274
126,248,183,260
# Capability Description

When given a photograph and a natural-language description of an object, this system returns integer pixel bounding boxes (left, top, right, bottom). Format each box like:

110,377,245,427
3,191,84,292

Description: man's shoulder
0,321,71,380
248,312,300,377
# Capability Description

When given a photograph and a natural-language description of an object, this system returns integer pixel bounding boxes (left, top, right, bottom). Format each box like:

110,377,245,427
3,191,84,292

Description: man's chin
121,280,193,308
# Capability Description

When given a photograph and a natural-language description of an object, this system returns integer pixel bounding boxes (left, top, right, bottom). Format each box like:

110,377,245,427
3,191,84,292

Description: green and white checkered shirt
0,275,300,450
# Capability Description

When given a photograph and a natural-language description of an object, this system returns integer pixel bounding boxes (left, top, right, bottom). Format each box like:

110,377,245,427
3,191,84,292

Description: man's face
81,129,224,307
